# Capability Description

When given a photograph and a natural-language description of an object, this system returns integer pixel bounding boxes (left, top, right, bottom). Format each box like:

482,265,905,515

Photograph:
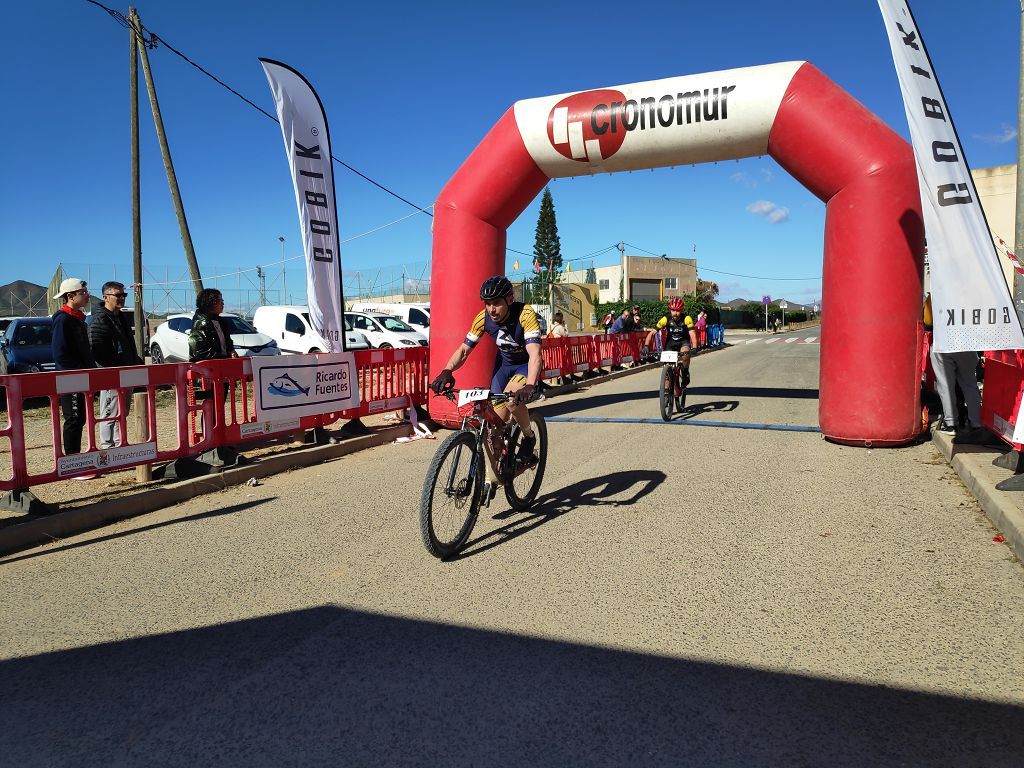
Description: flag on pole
260,58,346,351
567,263,572,273
876,0,1024,353
513,259,519,271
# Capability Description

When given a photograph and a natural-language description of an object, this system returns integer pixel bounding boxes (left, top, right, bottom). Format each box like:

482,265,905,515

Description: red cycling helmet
669,297,685,312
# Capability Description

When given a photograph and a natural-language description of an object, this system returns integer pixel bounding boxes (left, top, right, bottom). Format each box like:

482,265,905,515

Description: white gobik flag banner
877,0,1024,354
260,59,346,352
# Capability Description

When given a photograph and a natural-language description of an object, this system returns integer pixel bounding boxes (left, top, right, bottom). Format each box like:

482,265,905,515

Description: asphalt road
3,328,1024,767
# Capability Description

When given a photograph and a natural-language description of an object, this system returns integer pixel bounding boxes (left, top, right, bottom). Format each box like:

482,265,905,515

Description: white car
349,302,430,339
150,313,281,363
252,305,371,354
345,311,428,349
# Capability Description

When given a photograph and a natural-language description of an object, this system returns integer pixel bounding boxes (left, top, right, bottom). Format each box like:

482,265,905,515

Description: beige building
974,164,1016,289
564,254,697,303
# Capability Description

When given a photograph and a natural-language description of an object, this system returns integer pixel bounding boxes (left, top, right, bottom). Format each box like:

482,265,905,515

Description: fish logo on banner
876,0,1024,353
260,59,346,352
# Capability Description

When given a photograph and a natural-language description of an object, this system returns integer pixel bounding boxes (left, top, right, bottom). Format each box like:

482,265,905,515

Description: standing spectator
549,312,569,338
602,310,616,335
89,281,142,449
695,310,707,347
608,308,635,334
51,278,96,463
188,289,237,362
924,293,985,439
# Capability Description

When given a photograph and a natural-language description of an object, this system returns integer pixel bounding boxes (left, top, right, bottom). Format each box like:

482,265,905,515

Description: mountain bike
658,349,688,421
420,387,548,558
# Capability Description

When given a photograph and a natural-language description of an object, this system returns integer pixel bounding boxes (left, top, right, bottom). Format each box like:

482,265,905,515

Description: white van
349,302,430,338
344,311,428,349
252,305,371,353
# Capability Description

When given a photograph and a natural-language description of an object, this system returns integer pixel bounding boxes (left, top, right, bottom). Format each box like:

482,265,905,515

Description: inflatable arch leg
430,62,924,445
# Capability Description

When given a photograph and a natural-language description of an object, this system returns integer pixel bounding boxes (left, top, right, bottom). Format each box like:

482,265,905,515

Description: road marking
765,339,780,344
746,339,760,344
545,416,821,433
805,336,817,343
785,338,798,344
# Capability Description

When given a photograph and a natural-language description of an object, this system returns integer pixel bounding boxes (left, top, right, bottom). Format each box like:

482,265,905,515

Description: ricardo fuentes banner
261,59,346,352
877,0,1024,353
251,353,358,422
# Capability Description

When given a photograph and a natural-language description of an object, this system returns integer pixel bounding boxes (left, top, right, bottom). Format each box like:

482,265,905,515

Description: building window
664,277,678,290
599,279,610,290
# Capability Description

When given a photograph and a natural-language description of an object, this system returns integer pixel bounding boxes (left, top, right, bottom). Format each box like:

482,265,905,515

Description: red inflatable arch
429,62,924,446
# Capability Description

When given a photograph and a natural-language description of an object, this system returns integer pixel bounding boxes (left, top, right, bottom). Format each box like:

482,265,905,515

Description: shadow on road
454,470,666,560
675,400,739,420
1,605,1020,767
538,389,656,417
0,498,276,566
686,385,819,400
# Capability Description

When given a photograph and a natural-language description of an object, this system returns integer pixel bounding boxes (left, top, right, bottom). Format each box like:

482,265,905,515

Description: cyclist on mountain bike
645,297,697,409
430,275,542,464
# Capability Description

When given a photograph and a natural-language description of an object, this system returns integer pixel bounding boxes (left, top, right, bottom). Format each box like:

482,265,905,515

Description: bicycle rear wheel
659,365,674,422
420,430,482,558
504,414,548,511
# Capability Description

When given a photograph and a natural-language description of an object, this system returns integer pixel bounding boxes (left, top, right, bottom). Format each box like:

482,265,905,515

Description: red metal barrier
981,351,1024,449
0,333,659,493
0,348,430,492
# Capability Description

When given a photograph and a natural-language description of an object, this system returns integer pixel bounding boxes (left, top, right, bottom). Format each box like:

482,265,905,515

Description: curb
0,424,413,557
932,431,1024,563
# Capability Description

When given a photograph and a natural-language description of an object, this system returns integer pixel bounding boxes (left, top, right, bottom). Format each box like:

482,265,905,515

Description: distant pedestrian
602,310,615,335
549,312,569,338
51,278,96,461
90,281,142,449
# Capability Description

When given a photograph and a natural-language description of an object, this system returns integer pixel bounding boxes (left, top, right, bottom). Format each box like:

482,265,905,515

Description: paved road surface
3,328,1024,766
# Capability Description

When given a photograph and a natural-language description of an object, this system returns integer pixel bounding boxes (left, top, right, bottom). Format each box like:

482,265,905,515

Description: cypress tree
531,187,562,303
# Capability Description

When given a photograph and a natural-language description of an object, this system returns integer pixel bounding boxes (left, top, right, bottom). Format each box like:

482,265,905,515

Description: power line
86,0,432,217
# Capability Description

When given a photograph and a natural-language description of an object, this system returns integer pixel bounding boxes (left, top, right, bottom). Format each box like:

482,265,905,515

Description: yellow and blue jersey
464,302,542,365
656,314,694,349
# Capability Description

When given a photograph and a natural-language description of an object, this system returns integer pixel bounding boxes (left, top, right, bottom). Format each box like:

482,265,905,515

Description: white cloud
747,199,790,224
730,167,774,188
974,124,1017,144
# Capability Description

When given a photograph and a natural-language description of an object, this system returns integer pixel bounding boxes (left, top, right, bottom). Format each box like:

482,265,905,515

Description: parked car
149,313,280,363
344,311,427,349
252,305,371,353
0,317,17,335
349,302,430,338
0,317,56,375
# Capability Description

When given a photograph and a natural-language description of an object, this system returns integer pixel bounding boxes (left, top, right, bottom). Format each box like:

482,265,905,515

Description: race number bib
660,351,679,364
458,388,490,407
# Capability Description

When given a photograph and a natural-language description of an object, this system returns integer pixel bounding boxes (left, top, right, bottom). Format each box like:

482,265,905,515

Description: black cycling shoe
517,434,537,465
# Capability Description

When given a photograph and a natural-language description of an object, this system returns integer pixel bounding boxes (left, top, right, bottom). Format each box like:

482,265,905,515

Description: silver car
150,313,280,363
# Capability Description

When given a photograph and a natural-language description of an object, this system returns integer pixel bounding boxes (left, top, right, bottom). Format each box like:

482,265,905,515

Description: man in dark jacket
90,281,143,449
188,289,236,362
51,278,96,459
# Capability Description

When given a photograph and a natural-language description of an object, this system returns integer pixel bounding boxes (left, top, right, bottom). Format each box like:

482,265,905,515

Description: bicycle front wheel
505,414,548,511
659,365,674,422
420,430,482,558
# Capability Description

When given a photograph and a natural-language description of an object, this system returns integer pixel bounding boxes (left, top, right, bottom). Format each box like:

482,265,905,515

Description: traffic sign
779,301,788,309
762,295,771,304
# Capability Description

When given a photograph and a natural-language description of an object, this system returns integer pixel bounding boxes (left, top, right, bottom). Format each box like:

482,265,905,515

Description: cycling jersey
655,314,694,351
464,302,542,365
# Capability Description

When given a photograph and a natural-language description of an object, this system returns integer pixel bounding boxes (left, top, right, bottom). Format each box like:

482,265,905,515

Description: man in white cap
51,278,96,469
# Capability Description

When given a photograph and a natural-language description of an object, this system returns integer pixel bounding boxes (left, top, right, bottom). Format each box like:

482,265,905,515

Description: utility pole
129,8,151,482
278,236,286,305
256,266,267,305
617,241,626,302
1015,1,1024,323
135,9,204,296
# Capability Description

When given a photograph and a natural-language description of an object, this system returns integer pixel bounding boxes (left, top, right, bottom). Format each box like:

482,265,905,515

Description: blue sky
0,0,1018,306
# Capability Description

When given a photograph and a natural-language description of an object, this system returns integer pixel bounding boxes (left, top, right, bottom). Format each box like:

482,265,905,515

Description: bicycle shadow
673,400,739,421
450,470,666,561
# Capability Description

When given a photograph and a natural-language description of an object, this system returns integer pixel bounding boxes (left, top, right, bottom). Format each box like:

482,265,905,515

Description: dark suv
0,317,56,375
